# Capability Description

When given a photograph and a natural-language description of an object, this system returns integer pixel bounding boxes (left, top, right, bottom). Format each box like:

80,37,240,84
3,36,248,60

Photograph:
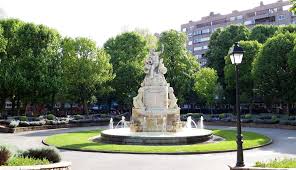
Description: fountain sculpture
100,50,213,145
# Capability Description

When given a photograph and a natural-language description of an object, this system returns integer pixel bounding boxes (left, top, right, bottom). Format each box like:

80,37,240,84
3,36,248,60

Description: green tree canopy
252,33,296,108
206,25,250,85
104,32,148,107
193,67,218,113
62,37,114,113
249,25,278,43
158,29,200,104
224,41,262,106
9,22,62,114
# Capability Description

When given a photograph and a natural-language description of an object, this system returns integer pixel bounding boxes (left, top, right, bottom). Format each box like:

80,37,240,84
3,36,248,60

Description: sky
0,0,278,46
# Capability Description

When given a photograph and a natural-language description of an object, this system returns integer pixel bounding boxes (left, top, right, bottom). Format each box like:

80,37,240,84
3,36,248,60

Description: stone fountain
100,50,213,145
131,50,182,132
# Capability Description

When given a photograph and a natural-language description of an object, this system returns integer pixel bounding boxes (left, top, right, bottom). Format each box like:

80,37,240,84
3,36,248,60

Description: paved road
0,126,295,170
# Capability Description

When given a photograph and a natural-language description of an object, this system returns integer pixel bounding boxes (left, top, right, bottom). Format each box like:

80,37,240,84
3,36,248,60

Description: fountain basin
100,128,213,145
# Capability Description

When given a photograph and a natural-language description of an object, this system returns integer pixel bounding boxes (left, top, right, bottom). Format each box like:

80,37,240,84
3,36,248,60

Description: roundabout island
44,50,271,154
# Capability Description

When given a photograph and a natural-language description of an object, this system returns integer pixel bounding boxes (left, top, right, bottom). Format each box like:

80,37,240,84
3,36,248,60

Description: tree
224,41,262,112
193,68,218,114
205,25,250,85
15,23,62,114
0,19,24,114
158,30,200,104
0,23,8,113
249,25,278,44
62,37,113,114
290,0,296,14
252,33,296,113
104,32,148,108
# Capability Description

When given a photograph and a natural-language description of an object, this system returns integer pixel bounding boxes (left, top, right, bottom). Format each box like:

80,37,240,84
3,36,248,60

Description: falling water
199,116,204,129
109,118,114,129
186,116,198,128
143,117,147,131
162,116,167,133
115,116,128,128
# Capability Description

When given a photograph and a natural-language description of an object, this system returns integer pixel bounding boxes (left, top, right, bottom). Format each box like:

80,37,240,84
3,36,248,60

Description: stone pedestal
130,108,182,132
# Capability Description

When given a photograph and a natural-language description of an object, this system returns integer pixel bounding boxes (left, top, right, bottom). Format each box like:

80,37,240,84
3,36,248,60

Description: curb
0,161,71,170
42,134,273,155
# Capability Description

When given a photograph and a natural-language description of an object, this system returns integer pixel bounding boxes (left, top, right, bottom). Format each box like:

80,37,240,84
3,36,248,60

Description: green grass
44,129,271,153
255,158,296,168
5,156,49,166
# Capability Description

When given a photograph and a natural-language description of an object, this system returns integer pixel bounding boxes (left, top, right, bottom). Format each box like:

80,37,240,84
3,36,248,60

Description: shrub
19,116,28,122
6,156,49,166
8,120,19,128
19,121,30,127
254,118,279,124
21,147,61,163
47,114,56,121
243,114,253,119
0,146,11,165
73,115,84,120
219,113,226,119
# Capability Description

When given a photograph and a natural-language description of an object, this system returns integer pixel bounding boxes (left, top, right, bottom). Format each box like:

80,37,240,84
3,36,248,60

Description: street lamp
229,42,245,167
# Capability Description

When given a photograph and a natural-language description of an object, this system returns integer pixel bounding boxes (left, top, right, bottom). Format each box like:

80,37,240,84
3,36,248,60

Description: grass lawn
255,158,296,168
44,129,271,153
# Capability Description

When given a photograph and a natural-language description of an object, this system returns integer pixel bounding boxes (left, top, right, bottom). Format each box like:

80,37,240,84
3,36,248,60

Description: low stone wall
0,121,109,133
206,121,296,130
230,166,296,170
1,120,296,134
0,161,71,170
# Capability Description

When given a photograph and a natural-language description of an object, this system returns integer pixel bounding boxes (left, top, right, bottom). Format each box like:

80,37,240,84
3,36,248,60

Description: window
246,12,256,18
203,45,208,50
212,18,227,25
230,16,236,21
278,15,285,20
193,46,203,51
195,54,202,59
256,9,269,15
188,32,192,37
236,15,243,20
269,8,278,14
193,30,202,35
188,41,192,45
182,27,187,32
201,37,210,42
193,38,200,43
244,20,254,25
202,28,210,34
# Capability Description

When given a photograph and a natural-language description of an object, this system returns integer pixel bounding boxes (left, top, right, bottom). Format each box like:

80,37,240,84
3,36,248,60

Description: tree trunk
287,103,290,116
11,97,16,116
0,97,5,115
16,95,21,116
249,100,253,114
83,99,88,115
50,93,55,113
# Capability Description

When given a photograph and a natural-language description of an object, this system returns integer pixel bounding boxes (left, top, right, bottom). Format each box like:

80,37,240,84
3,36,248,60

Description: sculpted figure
133,88,145,109
158,58,167,75
168,87,178,109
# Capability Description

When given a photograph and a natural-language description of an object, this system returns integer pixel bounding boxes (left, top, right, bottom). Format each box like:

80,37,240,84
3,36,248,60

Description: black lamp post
229,42,245,167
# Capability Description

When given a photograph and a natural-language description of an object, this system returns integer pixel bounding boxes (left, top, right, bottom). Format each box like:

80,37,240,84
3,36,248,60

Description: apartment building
181,0,295,66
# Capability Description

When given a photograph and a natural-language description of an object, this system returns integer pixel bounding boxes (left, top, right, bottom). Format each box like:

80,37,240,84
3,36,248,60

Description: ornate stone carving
168,87,178,109
133,88,144,109
131,49,181,132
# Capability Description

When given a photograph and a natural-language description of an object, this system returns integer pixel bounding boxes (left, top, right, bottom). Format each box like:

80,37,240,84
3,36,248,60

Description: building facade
181,0,295,66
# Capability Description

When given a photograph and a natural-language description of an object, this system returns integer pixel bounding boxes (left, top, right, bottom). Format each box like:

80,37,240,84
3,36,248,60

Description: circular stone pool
99,128,213,145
